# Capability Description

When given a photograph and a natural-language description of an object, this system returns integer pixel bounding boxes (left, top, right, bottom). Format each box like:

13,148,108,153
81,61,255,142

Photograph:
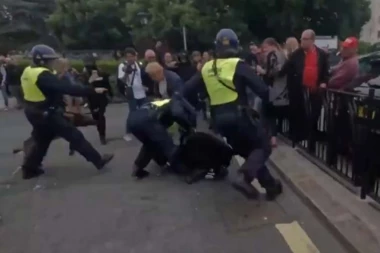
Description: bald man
145,62,183,98
144,49,156,63
280,29,329,150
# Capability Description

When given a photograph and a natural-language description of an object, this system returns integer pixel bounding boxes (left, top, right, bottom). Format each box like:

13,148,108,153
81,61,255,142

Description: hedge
17,59,120,75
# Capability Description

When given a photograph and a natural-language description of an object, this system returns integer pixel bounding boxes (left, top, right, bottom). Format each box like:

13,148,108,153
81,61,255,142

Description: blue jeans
126,97,148,133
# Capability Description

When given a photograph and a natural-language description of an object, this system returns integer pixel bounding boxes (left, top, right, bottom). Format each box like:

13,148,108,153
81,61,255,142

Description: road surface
0,104,349,253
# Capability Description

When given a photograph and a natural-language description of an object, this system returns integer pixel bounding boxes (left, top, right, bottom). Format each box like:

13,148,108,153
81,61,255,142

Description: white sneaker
123,134,133,142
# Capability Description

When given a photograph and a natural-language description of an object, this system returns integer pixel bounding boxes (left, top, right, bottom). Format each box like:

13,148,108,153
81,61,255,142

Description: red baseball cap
342,37,358,49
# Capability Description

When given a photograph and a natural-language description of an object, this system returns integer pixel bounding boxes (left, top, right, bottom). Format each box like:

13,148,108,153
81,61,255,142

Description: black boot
95,154,114,170
132,165,150,179
231,173,259,199
100,136,107,145
265,180,283,201
22,166,45,180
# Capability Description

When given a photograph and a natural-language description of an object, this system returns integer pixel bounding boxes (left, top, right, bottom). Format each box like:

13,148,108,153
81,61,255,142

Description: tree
0,0,56,51
47,0,132,49
232,0,370,42
124,0,251,50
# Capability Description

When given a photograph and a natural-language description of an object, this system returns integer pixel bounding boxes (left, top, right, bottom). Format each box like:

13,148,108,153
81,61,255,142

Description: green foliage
1,0,373,50
0,0,56,50
47,0,132,49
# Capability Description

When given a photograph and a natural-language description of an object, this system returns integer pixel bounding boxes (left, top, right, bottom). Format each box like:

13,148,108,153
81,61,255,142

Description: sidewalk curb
268,158,360,253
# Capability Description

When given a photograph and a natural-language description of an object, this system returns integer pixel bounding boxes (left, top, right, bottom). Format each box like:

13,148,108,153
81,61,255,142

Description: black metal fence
278,88,380,203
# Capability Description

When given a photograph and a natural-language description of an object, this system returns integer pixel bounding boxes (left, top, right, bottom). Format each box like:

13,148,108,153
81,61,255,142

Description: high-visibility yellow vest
21,66,51,102
150,98,179,134
151,99,171,107
201,58,239,105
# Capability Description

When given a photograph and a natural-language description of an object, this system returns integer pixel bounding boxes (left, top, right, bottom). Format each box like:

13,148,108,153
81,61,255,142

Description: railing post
360,88,375,199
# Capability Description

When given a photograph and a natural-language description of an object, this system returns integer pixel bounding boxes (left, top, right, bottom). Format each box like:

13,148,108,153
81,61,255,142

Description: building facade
361,0,380,44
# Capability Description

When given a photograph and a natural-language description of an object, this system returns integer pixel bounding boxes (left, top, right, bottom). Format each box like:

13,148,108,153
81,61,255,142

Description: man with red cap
328,37,359,90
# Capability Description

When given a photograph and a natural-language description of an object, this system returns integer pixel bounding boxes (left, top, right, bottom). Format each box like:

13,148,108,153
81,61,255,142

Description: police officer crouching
20,44,114,179
127,96,196,179
182,29,282,200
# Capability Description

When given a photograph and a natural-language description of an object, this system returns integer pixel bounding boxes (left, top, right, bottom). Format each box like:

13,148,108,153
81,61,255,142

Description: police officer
127,96,196,179
20,44,114,179
182,29,282,200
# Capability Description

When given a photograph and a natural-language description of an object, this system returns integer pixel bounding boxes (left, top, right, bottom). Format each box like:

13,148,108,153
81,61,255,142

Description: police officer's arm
235,61,269,103
36,71,96,97
181,72,205,104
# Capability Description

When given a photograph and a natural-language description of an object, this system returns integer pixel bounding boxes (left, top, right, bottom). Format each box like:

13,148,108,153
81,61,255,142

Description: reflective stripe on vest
21,66,50,102
151,99,171,107
201,58,239,106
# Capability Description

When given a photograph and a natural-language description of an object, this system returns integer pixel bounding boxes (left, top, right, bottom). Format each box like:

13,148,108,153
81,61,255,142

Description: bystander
328,37,359,90
280,29,329,149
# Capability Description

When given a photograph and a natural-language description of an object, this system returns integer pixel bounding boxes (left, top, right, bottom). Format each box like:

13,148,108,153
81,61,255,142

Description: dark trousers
126,97,148,133
213,107,275,188
22,108,102,171
135,142,168,169
128,109,176,170
90,104,106,138
266,104,289,137
306,91,323,151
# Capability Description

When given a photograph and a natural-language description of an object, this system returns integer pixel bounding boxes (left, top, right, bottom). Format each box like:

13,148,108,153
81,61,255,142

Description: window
378,16,380,24
378,31,380,38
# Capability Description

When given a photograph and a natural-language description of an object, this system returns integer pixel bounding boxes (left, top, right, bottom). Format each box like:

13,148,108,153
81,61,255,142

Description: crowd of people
1,27,375,201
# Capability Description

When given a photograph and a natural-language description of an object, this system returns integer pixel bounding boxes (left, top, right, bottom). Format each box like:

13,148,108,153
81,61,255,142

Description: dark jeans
90,105,107,138
127,109,176,169
266,104,289,137
213,107,275,188
126,97,148,133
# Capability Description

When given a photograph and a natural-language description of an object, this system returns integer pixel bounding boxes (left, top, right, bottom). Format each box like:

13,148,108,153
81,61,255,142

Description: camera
123,62,136,74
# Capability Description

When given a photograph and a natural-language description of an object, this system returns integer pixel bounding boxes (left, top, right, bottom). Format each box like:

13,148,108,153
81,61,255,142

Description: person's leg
1,84,9,109
124,98,137,141
21,127,54,179
91,106,107,144
132,143,154,179
52,113,113,169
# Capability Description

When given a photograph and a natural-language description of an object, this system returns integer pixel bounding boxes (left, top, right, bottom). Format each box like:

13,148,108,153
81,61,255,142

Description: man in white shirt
118,48,150,141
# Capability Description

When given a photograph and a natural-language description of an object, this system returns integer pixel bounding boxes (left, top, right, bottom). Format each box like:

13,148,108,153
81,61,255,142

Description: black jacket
280,46,329,89
280,46,330,142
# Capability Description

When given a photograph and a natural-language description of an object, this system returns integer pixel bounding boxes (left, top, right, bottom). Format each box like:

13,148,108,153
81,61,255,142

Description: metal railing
278,88,380,202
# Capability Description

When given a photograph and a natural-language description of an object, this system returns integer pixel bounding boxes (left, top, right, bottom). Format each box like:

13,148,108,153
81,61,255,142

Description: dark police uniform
20,44,113,179
127,97,196,179
182,29,282,200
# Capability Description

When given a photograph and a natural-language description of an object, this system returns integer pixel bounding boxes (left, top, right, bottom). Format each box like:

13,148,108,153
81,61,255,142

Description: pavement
0,104,349,253
270,138,380,253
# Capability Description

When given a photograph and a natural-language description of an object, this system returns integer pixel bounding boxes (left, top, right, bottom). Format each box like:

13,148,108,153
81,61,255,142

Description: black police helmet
29,44,59,65
215,29,239,49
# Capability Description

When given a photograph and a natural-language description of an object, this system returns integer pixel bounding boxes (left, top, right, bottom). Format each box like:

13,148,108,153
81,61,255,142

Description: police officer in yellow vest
20,44,114,179
182,29,282,200
127,97,196,179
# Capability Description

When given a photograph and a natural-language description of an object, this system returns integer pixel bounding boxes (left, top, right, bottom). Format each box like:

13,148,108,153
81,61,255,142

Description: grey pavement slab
270,139,380,253
0,104,348,253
